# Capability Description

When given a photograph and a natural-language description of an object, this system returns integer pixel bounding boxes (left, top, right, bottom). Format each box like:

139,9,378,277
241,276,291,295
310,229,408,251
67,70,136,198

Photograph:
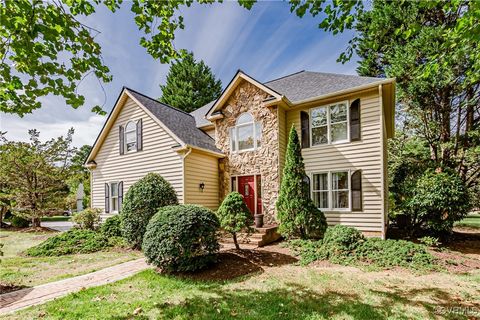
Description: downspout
379,84,386,239
181,146,192,205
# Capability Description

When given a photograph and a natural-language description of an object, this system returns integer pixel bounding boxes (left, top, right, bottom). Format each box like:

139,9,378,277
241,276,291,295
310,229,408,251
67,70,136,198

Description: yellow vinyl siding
91,97,184,212
184,149,219,210
203,127,215,139
285,88,385,233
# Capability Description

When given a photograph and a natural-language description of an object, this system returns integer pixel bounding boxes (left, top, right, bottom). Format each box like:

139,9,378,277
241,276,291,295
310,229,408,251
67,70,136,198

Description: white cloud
1,113,105,147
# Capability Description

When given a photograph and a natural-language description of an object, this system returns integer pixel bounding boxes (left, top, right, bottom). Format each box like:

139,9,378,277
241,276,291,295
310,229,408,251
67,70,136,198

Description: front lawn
455,213,480,229
0,230,142,289
2,251,479,320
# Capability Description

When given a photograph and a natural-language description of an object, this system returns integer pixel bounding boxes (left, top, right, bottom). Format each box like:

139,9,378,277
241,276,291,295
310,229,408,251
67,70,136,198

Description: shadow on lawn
173,249,298,282
110,282,472,320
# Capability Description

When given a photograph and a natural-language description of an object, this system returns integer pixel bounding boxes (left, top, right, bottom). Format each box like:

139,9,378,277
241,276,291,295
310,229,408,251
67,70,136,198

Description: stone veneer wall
215,80,280,224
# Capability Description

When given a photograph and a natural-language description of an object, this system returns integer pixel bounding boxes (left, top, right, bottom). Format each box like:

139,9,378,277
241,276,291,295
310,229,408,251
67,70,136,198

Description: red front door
238,176,255,215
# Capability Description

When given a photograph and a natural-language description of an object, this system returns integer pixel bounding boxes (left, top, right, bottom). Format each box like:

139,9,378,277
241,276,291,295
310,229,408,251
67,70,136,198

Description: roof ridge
124,87,194,117
301,70,379,79
264,70,306,84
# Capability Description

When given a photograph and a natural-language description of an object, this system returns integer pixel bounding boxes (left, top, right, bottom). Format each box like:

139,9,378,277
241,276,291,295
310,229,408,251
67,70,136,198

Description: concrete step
220,225,282,247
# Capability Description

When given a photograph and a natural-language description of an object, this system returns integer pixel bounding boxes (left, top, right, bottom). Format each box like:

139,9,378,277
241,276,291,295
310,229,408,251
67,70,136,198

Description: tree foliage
120,173,178,249
160,52,222,113
0,0,116,116
409,170,471,236
217,192,253,250
0,129,75,227
276,126,327,239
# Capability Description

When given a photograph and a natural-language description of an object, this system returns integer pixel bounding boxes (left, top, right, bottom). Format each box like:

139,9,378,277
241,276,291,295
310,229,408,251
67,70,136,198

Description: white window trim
310,170,352,212
310,100,350,147
109,181,119,214
124,120,137,153
229,113,261,153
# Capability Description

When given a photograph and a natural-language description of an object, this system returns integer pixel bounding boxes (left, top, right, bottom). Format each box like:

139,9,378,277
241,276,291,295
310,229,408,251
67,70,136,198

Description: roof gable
86,88,222,164
205,70,282,119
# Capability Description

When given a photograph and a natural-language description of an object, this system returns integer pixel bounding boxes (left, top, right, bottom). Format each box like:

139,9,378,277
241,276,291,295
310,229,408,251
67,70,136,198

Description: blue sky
1,1,359,147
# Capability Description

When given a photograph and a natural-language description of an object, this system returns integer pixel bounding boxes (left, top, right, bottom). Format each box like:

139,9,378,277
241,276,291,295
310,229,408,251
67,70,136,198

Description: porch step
220,224,281,247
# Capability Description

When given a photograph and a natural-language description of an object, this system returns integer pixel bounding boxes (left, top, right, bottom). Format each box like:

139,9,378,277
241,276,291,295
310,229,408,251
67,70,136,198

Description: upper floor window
230,113,262,152
311,101,349,146
119,119,143,155
125,121,137,152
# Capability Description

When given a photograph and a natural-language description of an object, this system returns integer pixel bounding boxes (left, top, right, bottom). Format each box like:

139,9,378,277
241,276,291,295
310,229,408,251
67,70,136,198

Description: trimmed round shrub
409,170,471,235
216,192,253,249
121,173,178,248
11,215,30,228
142,205,220,272
100,214,123,238
321,225,364,261
72,208,101,230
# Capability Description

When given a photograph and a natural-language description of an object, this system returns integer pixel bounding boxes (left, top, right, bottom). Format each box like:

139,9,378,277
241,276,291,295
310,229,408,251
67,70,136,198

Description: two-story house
85,70,395,238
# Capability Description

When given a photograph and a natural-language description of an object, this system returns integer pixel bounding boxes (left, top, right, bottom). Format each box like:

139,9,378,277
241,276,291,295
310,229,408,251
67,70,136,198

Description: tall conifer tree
160,52,222,112
276,126,327,239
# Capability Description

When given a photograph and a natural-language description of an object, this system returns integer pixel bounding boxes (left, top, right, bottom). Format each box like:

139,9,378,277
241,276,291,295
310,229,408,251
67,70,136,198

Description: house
85,70,395,238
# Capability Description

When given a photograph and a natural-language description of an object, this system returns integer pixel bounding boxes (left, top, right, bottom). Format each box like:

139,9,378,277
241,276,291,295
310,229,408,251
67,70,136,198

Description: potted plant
254,214,264,228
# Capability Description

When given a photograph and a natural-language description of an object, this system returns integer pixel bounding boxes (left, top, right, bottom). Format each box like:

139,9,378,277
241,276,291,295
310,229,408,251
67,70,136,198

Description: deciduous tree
0,129,74,227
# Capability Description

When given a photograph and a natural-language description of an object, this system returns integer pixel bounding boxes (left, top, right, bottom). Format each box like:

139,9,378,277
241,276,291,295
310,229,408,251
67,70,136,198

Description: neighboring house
85,70,395,238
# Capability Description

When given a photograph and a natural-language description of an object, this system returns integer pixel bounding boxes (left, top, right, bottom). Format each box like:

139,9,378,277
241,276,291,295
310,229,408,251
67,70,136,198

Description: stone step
220,225,282,247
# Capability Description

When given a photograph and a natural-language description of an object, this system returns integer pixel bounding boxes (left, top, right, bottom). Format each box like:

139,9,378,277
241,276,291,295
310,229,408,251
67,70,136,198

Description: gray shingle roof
264,71,382,103
126,88,222,154
189,100,214,128
190,70,386,127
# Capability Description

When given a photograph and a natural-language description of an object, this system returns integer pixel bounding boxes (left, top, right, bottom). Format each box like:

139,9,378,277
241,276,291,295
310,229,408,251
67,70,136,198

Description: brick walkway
0,258,150,315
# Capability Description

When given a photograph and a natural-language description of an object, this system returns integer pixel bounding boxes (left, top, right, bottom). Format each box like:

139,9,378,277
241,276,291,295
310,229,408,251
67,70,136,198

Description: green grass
41,216,71,222
3,266,478,320
455,213,480,229
0,230,142,287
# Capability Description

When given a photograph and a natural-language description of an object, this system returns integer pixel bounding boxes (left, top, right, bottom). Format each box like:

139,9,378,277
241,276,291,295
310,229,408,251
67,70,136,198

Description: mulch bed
168,247,298,282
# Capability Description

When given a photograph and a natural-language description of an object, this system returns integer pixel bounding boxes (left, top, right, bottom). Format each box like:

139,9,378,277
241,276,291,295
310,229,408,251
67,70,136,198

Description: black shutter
350,99,361,141
104,183,110,213
300,111,310,148
351,170,362,211
118,181,123,211
136,119,143,151
119,125,125,155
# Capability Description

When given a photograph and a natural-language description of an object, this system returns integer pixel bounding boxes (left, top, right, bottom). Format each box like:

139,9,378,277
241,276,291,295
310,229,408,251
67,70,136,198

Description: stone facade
214,80,280,224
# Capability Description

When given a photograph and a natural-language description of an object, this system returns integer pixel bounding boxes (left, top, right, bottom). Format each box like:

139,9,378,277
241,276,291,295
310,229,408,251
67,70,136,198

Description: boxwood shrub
100,214,123,238
121,173,178,248
142,205,220,272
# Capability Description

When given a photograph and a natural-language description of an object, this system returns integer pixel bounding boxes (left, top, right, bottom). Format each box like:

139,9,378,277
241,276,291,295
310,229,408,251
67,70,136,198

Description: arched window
125,121,137,152
230,113,262,152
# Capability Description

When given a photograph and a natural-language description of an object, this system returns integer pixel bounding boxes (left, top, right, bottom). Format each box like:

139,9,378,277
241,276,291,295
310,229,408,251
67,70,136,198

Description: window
311,101,349,146
230,113,262,152
110,182,118,213
125,121,137,152
332,172,349,209
312,173,329,209
312,170,354,211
